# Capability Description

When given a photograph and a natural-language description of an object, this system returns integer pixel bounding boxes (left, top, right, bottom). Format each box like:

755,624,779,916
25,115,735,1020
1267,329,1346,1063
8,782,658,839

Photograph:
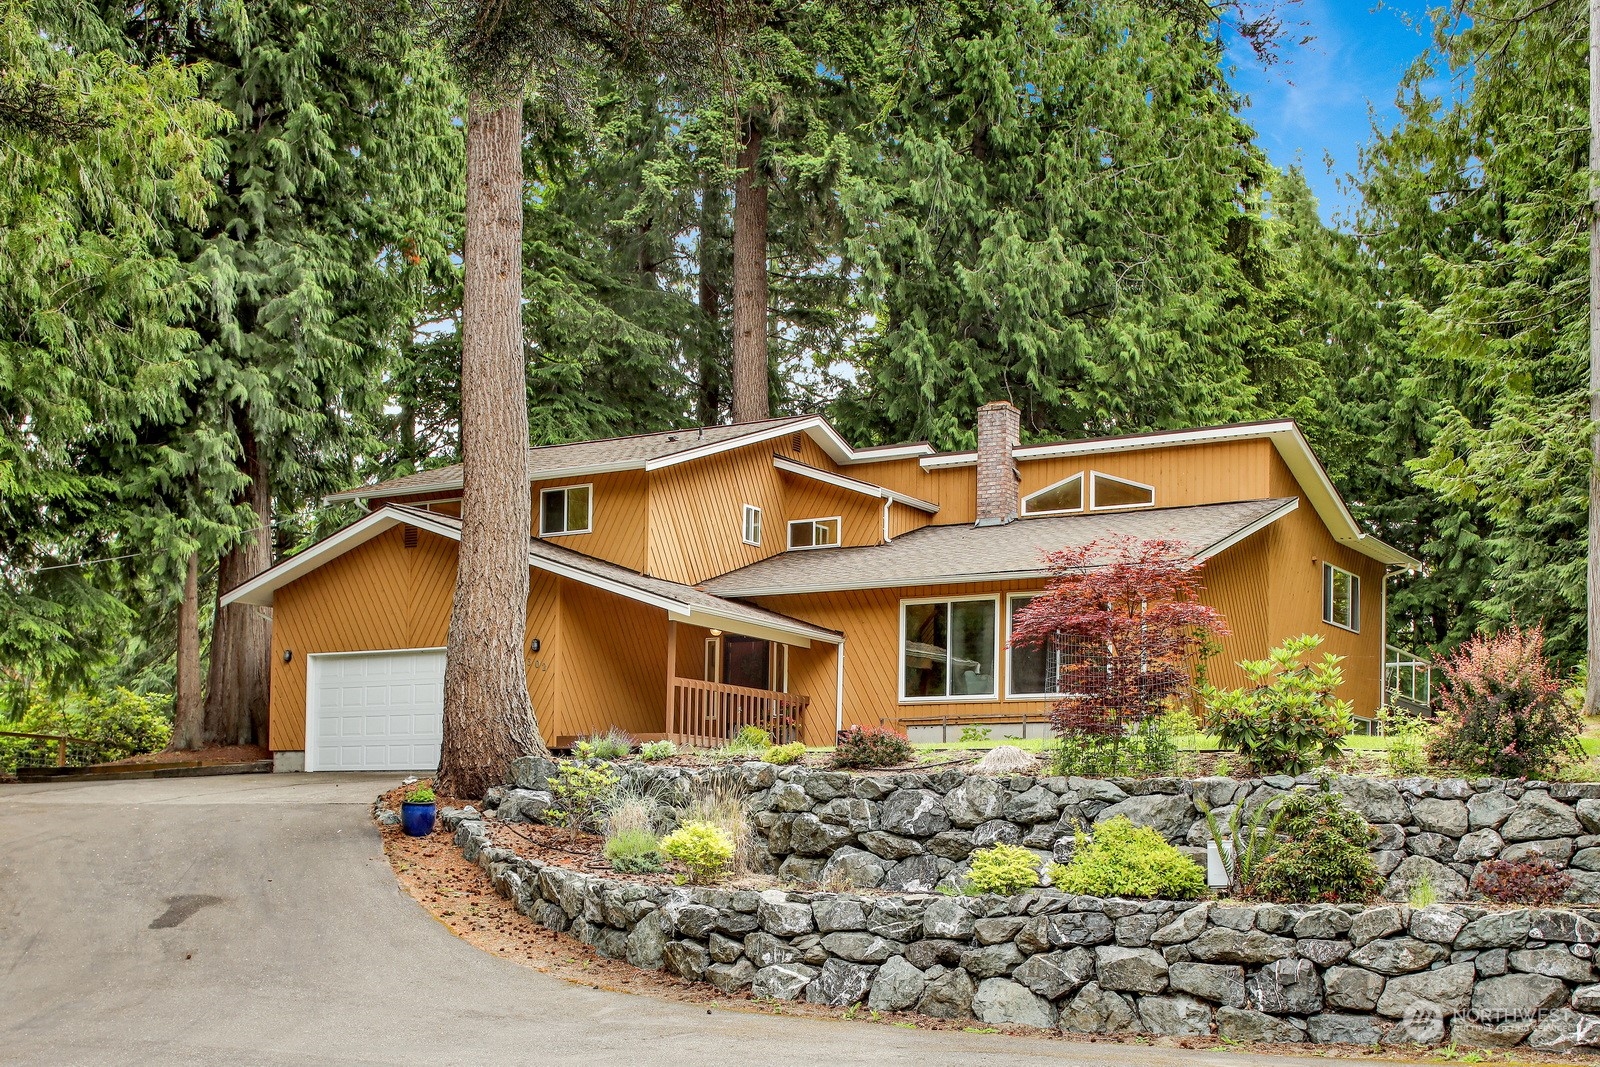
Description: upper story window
901,597,998,700
787,516,840,550
1323,562,1360,632
1022,473,1083,516
539,484,592,536
742,504,762,547
1090,472,1155,511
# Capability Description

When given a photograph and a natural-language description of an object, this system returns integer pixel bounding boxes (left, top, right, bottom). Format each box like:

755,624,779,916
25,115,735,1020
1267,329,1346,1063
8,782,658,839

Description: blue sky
1226,0,1439,227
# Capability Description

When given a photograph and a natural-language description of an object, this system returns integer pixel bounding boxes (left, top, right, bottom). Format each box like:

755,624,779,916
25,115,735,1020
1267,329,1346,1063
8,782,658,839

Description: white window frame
787,516,842,550
704,637,720,682
1089,471,1156,511
898,594,1001,703
1021,473,1085,516
1323,562,1361,633
742,504,762,547
538,483,593,537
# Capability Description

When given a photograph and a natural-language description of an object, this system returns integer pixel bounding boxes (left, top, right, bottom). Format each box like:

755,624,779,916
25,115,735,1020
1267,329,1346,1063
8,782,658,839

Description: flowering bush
830,726,912,768
1428,625,1581,779
1472,857,1573,905
1201,634,1353,775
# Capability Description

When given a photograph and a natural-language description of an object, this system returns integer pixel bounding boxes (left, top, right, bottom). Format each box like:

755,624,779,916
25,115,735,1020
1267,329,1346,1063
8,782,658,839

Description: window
1090,472,1155,510
742,504,762,547
901,597,998,700
1022,474,1084,516
1005,594,1106,698
787,516,841,550
539,484,592,536
704,637,720,682
1323,563,1360,632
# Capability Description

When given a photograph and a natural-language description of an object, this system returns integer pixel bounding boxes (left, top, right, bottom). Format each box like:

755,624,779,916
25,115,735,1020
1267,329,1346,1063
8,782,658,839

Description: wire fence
0,731,127,777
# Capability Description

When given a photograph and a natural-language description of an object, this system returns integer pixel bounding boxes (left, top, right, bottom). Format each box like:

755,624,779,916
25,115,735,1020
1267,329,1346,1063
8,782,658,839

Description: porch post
665,620,678,740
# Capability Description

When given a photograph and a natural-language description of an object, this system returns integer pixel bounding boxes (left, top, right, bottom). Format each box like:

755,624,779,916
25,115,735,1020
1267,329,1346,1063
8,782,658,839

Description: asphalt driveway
0,774,1423,1066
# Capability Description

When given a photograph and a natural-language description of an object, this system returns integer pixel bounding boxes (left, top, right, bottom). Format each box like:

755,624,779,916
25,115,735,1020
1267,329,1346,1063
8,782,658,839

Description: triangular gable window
1021,473,1083,515
1090,471,1155,510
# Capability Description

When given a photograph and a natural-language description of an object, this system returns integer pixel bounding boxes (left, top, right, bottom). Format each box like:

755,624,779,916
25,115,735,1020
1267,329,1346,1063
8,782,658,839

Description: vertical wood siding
554,578,668,740
533,469,648,572
646,443,788,585
778,470,886,548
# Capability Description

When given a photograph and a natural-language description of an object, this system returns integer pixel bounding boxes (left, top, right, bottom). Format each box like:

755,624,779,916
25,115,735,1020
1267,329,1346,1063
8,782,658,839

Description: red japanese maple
1009,537,1228,739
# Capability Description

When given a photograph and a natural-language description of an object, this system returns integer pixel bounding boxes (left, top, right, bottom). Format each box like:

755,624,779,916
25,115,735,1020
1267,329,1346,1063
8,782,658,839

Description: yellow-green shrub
965,843,1042,895
659,820,735,884
764,742,806,765
1049,817,1206,899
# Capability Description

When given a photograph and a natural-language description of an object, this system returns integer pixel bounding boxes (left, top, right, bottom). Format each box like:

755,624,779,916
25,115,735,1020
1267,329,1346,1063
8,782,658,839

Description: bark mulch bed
374,788,1564,1065
103,743,271,767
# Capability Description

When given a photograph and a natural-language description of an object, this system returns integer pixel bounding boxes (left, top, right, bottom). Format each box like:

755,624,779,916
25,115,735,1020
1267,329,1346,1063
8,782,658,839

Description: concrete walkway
0,774,1424,1066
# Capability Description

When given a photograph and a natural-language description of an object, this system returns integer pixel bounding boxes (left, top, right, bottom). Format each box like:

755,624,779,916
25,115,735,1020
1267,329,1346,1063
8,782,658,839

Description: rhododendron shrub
1428,624,1581,779
1011,538,1227,772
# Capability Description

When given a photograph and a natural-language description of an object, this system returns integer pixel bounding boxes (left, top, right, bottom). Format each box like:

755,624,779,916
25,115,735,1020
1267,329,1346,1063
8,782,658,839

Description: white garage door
307,650,446,771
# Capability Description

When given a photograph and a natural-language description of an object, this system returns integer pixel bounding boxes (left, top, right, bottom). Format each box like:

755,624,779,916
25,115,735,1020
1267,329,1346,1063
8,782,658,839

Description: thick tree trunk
697,183,726,423
203,419,272,746
1588,0,1599,715
439,95,546,799
169,552,204,750
730,117,769,423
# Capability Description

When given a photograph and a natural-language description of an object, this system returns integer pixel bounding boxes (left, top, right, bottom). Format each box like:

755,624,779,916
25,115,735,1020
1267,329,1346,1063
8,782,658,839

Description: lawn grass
913,733,1398,755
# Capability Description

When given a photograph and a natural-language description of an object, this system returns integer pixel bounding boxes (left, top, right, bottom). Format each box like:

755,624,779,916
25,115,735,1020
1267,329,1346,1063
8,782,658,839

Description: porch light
709,629,722,636
529,638,541,653
282,649,293,663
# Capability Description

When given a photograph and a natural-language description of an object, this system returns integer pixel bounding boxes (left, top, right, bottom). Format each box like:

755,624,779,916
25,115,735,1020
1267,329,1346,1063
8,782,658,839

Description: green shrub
1197,796,1286,897
764,742,806,765
403,784,436,804
965,843,1042,895
604,828,666,874
639,739,678,761
0,687,171,774
671,771,753,874
830,726,913,769
574,728,634,761
543,760,620,838
1048,817,1206,899
1200,634,1353,775
1428,625,1582,779
957,725,993,744
1048,714,1176,778
1380,709,1434,776
1247,790,1382,904
660,820,735,884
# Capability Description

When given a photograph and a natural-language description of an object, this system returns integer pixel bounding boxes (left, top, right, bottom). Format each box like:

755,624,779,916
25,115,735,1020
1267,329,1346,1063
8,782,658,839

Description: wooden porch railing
668,678,808,749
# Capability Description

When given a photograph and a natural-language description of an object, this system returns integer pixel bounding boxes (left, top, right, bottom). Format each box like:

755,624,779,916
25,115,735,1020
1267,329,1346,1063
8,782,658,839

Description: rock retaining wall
501,759,1600,904
446,807,1600,1052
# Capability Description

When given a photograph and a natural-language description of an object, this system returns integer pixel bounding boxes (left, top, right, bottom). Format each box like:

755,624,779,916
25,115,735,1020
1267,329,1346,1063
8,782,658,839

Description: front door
722,636,771,690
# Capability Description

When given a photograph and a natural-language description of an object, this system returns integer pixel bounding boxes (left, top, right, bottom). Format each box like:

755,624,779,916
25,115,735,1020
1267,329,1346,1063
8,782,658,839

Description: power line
31,551,149,573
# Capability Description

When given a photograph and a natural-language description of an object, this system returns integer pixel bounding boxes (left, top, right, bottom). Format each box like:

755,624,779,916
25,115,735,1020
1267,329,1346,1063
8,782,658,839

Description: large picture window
539,484,592,536
1323,563,1360,632
1005,594,1104,698
901,597,998,700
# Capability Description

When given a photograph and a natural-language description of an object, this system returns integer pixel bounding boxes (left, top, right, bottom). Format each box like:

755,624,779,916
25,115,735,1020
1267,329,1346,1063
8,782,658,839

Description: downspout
881,498,891,543
835,639,846,736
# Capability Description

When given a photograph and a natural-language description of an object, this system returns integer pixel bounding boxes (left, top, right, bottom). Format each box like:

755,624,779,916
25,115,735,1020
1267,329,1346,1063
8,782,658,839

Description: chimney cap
978,399,1020,413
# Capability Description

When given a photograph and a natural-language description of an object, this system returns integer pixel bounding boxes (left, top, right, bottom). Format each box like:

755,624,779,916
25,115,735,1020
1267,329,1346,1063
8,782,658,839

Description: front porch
662,621,811,748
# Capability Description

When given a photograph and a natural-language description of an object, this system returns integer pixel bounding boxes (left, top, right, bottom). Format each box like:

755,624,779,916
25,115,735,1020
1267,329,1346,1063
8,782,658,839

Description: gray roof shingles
703,498,1297,596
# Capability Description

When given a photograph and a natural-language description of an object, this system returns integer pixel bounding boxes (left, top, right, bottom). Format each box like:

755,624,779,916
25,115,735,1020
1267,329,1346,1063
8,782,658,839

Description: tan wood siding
646,443,788,585
778,470,886,549
786,642,841,746
1016,439,1277,514
554,578,668,739
533,469,647,572
887,501,931,539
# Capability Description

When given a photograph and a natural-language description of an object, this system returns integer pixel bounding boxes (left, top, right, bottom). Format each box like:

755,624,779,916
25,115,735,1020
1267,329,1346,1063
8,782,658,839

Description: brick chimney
975,400,1020,526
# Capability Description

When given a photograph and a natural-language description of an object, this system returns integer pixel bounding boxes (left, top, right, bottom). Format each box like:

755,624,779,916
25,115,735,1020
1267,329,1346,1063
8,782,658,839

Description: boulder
812,896,868,933
1500,792,1582,842
662,940,710,982
706,957,756,993
1168,961,1247,1006
807,958,875,1007
507,755,555,791
1509,945,1597,983
1296,939,1351,967
1578,798,1600,834
1410,798,1470,836
625,912,670,969
1294,906,1352,940
1573,984,1600,1013
1325,966,1386,1012
1339,777,1409,824
1137,994,1214,1037
960,942,1025,980
817,846,889,888
915,966,977,1018
744,931,799,969
1114,914,1162,948
1384,857,1468,903
1375,962,1475,1019
1151,905,1210,945
1059,981,1139,1034
1454,829,1505,863
881,789,952,836
881,854,942,893
971,819,1024,848
757,895,815,937
972,915,1029,946
903,939,962,970
1450,1016,1537,1048
1501,838,1575,865
707,931,744,964
1041,910,1116,948
1215,1007,1306,1044
1005,786,1061,824
866,900,925,942
974,745,1038,775
1246,958,1323,1015
1307,1013,1385,1045
1528,1008,1600,1052
1347,937,1450,976
856,831,924,860
1094,946,1169,994
1093,793,1196,842
926,830,976,861
921,896,979,940
1472,973,1572,1020
789,813,856,856
867,955,926,1012
1456,910,1532,950
971,977,1058,1029
768,781,814,812
820,931,904,964
752,962,819,1001
1187,928,1296,965
1468,789,1518,830
1013,948,1095,1000
1409,906,1469,945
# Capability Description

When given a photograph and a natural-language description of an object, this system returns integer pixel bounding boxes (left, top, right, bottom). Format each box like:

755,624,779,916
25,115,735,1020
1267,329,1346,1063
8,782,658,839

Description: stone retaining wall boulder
499,759,1600,903
446,806,1600,1052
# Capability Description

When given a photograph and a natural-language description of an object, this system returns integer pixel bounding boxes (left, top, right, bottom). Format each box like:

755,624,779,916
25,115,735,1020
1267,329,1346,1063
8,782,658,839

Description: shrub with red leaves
1428,624,1581,779
830,726,913,769
1471,857,1573,906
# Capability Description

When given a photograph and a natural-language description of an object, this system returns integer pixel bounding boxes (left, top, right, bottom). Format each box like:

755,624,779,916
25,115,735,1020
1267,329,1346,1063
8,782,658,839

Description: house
223,403,1420,771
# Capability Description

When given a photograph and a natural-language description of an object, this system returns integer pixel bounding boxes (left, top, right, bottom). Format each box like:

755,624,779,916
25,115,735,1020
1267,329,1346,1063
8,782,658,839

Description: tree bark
169,552,204,750
1588,0,1599,715
697,183,726,423
730,116,770,423
203,417,272,746
439,95,546,799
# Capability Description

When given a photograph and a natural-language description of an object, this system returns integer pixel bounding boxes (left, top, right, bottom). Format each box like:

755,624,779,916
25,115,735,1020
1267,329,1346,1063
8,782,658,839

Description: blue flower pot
401,801,437,837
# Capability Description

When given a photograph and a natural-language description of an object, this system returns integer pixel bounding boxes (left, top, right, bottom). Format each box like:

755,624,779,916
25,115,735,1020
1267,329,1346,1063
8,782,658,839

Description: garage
306,649,446,772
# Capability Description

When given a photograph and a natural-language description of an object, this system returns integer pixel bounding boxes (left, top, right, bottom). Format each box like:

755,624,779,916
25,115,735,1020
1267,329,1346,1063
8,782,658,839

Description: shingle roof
326,416,816,503
386,508,840,644
703,498,1299,596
